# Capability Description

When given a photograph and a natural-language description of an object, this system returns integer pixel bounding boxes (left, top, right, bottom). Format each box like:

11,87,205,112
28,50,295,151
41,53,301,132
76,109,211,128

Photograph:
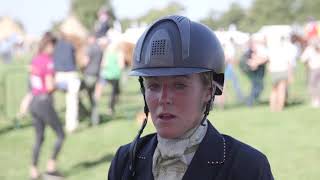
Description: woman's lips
158,113,176,121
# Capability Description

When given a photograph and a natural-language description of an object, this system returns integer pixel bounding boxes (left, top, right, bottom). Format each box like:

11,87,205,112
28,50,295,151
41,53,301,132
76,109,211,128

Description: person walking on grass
267,36,294,111
53,31,80,133
242,36,269,106
29,32,65,180
79,33,103,125
301,38,320,108
95,30,125,116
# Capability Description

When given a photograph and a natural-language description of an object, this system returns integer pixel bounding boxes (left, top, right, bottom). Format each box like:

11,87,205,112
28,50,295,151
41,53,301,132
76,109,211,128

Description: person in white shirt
267,36,294,111
301,38,320,108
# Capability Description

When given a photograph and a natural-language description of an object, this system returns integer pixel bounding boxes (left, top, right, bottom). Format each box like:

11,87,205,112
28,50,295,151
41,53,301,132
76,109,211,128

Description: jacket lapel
182,121,226,180
134,134,158,180
133,122,227,180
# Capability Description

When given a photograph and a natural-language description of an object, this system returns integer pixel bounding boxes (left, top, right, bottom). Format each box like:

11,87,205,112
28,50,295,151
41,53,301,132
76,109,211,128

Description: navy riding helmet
130,15,225,94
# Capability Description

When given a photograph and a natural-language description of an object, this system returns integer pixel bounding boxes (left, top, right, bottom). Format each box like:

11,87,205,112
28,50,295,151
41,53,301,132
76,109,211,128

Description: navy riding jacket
108,121,274,180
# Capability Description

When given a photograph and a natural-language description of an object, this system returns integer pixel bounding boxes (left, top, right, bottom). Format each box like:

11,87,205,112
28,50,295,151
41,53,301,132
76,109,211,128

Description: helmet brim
129,67,212,77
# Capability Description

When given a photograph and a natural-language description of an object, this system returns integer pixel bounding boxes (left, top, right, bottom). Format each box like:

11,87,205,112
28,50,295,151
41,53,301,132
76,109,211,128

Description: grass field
0,57,320,180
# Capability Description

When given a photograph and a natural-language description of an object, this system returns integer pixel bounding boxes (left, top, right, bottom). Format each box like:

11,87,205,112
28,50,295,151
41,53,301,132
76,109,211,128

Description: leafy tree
200,3,246,31
245,0,294,31
119,2,184,31
72,0,115,30
295,0,320,22
137,2,185,25
241,0,320,32
200,10,222,30
117,0,320,33
217,3,246,30
199,0,320,33
120,18,133,32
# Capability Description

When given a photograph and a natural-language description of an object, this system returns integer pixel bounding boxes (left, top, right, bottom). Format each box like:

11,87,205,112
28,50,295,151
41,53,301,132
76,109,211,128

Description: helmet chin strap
127,77,149,178
139,77,149,116
201,77,216,126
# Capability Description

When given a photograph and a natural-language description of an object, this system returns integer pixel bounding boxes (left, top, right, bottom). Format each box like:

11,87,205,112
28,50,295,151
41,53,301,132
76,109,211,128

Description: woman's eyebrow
173,75,191,80
144,75,191,81
144,77,157,81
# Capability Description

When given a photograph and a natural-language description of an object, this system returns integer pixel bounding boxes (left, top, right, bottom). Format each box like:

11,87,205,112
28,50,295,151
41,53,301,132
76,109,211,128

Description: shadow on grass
64,153,114,177
251,98,306,109
221,102,249,110
285,98,305,109
215,100,269,110
73,113,132,133
0,118,32,136
99,114,113,124
219,98,305,110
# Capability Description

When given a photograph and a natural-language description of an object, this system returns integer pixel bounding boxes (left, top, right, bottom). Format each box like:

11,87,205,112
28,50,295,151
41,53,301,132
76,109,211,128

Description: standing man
53,31,80,133
245,36,269,106
79,33,103,125
94,6,111,39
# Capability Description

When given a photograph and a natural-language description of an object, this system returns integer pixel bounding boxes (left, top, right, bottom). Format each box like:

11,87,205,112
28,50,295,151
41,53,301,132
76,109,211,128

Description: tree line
72,0,320,33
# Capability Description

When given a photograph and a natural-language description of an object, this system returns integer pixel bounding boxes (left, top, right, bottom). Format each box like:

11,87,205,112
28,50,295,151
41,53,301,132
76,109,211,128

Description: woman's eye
174,83,186,90
147,83,160,91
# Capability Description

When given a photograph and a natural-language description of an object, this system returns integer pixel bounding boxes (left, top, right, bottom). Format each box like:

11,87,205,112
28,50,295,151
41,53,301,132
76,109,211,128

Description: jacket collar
134,134,157,180
135,121,226,180
182,121,226,180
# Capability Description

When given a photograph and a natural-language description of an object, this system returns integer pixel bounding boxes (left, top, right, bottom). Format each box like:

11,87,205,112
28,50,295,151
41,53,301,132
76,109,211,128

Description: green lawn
0,59,319,180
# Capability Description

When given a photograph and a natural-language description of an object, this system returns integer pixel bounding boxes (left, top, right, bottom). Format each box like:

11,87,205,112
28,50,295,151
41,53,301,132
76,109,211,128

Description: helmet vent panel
151,39,167,56
172,15,184,22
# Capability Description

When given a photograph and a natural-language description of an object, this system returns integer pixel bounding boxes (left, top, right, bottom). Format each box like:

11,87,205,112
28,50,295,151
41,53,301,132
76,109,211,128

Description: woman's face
43,43,54,55
144,73,211,139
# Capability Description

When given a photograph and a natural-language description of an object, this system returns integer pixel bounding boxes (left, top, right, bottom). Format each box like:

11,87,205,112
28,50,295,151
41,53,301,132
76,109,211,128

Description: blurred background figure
301,38,320,108
304,16,318,43
217,37,244,108
267,36,294,111
94,6,111,39
95,29,125,116
79,33,103,125
53,31,80,133
241,35,269,106
285,33,301,103
0,37,14,63
29,32,65,180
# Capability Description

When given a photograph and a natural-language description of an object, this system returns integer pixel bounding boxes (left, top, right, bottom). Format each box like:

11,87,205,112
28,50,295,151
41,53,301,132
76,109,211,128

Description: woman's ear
211,84,217,96
204,83,215,102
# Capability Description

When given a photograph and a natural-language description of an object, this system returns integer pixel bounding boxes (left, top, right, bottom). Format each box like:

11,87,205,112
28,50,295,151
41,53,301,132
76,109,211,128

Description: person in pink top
29,32,65,179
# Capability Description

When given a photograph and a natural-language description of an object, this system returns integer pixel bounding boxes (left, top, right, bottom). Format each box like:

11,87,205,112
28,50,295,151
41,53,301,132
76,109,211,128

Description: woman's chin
157,129,180,139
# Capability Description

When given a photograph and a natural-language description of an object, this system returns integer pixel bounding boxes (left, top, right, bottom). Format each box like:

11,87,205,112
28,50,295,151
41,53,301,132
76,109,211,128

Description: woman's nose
159,85,172,105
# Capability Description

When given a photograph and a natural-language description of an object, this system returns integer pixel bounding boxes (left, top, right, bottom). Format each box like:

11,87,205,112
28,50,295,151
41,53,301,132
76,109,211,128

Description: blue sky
0,0,252,36
0,0,70,36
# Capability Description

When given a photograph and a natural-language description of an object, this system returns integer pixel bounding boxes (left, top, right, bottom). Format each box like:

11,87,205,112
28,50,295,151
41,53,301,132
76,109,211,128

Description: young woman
108,16,273,180
29,32,65,179
95,33,125,116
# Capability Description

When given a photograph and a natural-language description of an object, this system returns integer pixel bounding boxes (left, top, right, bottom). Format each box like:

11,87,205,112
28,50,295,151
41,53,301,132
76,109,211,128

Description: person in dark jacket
108,15,274,180
79,33,103,125
53,31,81,133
